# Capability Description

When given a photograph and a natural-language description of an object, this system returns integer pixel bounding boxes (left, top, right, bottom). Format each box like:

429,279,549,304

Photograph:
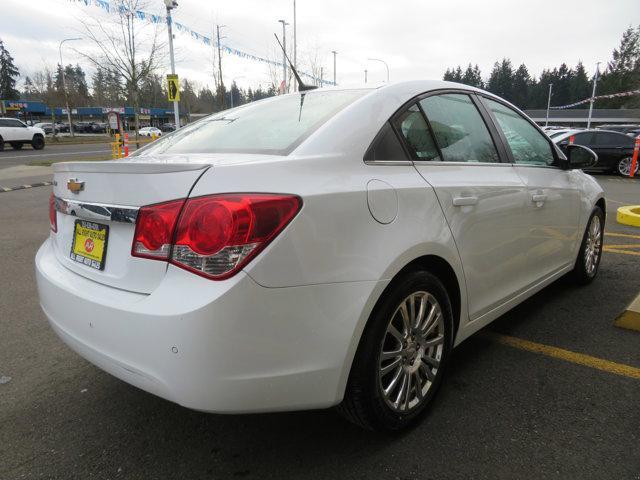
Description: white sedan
138,126,162,137
36,81,604,431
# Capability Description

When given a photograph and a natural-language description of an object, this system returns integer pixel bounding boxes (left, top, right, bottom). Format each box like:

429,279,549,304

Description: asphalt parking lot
1,175,639,479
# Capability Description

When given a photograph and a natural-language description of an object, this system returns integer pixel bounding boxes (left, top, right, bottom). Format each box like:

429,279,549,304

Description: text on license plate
70,220,109,270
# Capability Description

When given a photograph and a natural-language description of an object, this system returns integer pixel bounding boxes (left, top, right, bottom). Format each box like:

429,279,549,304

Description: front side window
483,98,555,166
392,104,440,161
419,94,499,163
594,132,633,147
135,89,368,156
570,132,595,146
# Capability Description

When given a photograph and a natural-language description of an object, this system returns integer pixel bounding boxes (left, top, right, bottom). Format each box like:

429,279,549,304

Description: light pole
165,0,180,129
364,69,368,84
586,62,601,130
367,58,390,82
544,83,553,127
332,50,337,85
278,20,289,93
59,37,82,137
230,76,245,108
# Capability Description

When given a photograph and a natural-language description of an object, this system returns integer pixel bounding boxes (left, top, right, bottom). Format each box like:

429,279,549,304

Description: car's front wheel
572,207,605,284
338,270,453,431
0,136,4,152
31,135,45,150
617,157,639,177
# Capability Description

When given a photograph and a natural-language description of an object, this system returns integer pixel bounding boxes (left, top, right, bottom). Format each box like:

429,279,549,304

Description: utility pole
320,67,323,88
367,57,390,82
332,50,337,85
216,24,227,108
586,62,601,130
164,0,180,128
364,69,367,84
293,0,297,91
278,20,289,93
544,83,553,127
59,37,82,137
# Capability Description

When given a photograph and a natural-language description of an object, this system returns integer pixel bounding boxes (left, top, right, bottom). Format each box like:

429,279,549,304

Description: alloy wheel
584,214,602,277
617,157,638,177
378,291,445,412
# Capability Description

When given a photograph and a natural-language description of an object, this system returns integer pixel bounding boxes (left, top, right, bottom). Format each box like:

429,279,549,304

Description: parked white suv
0,118,46,151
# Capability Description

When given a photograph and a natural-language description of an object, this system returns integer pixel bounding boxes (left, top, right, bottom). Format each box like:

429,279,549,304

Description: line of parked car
543,124,640,177
27,121,108,135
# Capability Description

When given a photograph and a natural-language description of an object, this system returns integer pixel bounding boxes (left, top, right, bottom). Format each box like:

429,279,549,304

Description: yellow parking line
604,244,640,249
605,232,640,240
603,247,640,256
614,311,640,332
483,332,640,380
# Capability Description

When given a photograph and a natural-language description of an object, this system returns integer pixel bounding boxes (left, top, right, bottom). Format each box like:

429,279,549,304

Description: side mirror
563,144,598,170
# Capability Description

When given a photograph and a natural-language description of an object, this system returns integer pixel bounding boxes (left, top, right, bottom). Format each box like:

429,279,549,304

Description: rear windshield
135,89,368,156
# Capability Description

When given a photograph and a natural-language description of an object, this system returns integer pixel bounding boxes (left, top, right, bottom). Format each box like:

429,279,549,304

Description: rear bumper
35,239,384,413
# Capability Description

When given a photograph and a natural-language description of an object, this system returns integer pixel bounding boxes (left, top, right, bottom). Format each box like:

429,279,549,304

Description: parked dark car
160,122,176,132
554,129,638,176
90,122,108,133
74,121,94,133
33,123,59,135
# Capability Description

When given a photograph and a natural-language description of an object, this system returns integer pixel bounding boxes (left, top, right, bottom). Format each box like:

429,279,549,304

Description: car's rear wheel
572,207,604,284
0,136,4,151
31,135,45,150
338,270,453,431
10,142,23,150
617,157,638,177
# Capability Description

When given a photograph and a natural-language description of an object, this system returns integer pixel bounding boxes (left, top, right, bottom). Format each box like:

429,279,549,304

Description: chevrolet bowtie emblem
67,179,85,194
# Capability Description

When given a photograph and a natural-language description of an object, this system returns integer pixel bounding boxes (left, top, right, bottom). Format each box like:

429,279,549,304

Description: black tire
572,207,605,284
337,270,454,431
31,135,45,150
0,136,4,151
10,142,23,150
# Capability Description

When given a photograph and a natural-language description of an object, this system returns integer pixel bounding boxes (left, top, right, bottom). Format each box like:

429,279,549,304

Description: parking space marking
483,332,640,380
605,232,640,240
603,247,640,256
0,182,53,193
614,292,640,333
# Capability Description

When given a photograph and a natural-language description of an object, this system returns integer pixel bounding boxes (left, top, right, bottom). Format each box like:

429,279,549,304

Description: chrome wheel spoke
379,290,445,413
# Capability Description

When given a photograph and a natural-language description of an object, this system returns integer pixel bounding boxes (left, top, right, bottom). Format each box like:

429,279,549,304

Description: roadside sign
167,74,180,102
107,112,119,131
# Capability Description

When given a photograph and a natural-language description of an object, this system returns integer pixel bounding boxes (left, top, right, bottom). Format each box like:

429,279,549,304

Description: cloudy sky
1,0,639,93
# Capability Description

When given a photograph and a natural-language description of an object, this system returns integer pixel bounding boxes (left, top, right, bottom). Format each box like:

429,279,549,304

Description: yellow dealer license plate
70,220,109,270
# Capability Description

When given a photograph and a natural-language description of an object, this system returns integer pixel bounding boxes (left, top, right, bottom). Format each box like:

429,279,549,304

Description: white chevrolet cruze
36,81,605,431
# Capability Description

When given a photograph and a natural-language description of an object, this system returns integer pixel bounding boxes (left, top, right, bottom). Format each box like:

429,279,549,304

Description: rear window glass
135,90,368,156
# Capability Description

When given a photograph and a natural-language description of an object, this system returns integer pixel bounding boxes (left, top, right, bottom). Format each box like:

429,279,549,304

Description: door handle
532,193,547,205
452,195,478,207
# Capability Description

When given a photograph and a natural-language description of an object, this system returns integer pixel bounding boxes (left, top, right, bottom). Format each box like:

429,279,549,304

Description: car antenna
274,33,318,92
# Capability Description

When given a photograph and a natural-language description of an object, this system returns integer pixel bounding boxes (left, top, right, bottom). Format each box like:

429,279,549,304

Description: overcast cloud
1,0,639,92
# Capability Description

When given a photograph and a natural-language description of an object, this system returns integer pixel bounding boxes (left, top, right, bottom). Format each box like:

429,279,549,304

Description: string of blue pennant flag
550,89,640,110
73,0,335,86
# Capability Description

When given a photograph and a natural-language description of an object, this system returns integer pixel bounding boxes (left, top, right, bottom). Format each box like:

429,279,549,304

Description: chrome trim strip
364,160,414,166
54,196,139,224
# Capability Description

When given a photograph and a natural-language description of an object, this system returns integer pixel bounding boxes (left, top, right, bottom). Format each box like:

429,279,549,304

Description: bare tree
77,0,165,145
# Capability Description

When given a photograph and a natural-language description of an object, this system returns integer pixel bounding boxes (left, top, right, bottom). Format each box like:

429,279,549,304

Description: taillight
132,194,301,280
132,199,185,259
49,193,57,232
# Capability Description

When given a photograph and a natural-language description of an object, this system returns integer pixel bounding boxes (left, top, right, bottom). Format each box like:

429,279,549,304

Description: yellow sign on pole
167,74,180,102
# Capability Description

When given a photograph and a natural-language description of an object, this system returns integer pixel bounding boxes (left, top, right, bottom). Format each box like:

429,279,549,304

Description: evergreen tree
462,63,483,88
0,38,20,99
569,61,590,103
487,59,514,101
511,64,531,108
23,76,35,100
599,26,640,108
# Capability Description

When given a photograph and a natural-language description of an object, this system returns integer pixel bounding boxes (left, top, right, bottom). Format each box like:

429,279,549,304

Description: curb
616,205,640,227
614,292,640,333
1,182,53,193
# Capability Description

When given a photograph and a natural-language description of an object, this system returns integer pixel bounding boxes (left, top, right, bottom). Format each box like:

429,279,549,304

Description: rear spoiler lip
53,161,209,174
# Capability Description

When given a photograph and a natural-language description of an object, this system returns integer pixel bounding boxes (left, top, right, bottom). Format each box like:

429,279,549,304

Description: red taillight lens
131,194,301,280
171,194,301,279
131,199,185,259
49,193,57,232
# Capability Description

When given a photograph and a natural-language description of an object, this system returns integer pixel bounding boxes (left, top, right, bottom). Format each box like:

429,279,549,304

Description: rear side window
136,89,368,156
595,132,633,147
393,104,440,161
483,98,555,166
419,94,499,163
364,122,409,161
